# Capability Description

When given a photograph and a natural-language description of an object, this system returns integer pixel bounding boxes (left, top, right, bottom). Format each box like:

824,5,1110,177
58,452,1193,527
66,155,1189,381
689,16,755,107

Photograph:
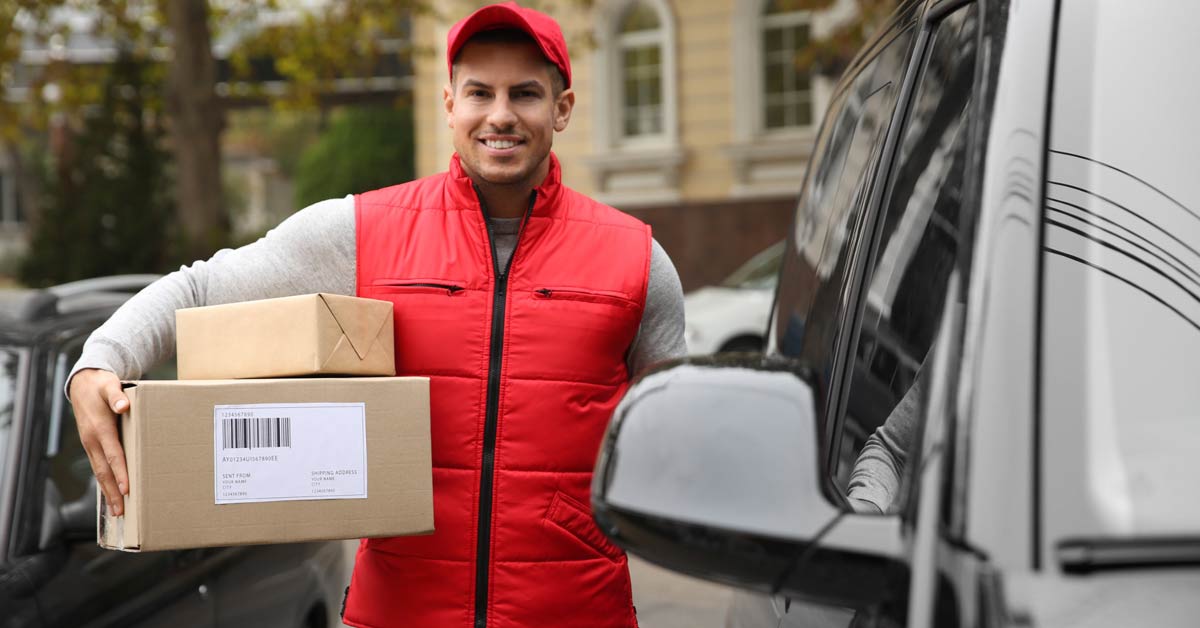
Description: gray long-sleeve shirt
846,376,921,514
70,195,687,385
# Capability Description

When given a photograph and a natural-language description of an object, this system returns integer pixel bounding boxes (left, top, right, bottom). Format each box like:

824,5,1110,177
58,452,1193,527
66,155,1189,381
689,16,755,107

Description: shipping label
213,402,368,505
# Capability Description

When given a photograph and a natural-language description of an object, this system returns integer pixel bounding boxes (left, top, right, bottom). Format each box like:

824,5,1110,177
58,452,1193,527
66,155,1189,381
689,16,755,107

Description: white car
683,241,783,355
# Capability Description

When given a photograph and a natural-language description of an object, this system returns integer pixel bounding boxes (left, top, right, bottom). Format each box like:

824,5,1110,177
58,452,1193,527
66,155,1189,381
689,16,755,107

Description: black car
593,0,1200,626
0,276,349,627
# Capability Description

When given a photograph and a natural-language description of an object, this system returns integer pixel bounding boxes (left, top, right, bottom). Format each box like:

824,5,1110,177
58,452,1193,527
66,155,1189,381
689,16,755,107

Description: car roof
0,275,160,345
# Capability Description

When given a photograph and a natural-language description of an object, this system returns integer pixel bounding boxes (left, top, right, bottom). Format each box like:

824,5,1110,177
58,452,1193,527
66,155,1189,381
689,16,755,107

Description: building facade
414,0,854,290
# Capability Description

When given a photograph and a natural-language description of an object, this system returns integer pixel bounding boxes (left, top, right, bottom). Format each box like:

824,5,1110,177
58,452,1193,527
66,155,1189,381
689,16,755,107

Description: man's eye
468,90,489,98
514,91,538,99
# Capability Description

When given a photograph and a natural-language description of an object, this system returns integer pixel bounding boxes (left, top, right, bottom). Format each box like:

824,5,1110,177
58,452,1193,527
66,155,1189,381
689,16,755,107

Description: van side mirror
592,355,909,611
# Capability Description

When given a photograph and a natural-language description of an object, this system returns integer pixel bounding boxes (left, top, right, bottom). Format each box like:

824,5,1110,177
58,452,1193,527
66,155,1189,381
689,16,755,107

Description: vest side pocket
543,490,625,562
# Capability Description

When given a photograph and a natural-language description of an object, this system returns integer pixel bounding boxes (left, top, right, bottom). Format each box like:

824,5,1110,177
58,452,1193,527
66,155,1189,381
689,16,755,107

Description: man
67,3,685,627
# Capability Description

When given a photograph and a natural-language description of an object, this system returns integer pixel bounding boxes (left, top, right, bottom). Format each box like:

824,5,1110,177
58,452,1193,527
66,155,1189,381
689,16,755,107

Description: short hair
450,28,567,97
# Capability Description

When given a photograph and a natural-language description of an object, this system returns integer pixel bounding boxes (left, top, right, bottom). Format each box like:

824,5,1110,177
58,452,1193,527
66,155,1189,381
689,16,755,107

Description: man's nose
486,96,519,129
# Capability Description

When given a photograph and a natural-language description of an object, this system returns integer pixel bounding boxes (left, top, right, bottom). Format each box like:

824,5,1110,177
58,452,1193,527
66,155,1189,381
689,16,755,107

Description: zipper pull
535,289,552,298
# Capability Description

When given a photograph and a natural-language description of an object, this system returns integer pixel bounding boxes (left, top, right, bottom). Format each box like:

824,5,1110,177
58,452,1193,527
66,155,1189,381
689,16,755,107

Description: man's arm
628,239,687,374
70,196,356,383
847,376,923,514
68,195,357,517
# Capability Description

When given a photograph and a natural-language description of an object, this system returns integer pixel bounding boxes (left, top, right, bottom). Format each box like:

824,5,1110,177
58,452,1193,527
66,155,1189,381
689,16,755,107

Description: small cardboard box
176,293,396,379
98,377,433,552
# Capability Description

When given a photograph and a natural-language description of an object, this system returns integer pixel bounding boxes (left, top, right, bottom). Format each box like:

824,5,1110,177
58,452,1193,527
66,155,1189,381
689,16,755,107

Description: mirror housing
592,355,909,609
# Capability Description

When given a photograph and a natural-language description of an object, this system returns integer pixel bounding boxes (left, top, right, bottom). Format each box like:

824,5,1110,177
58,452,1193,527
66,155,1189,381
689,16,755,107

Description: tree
19,53,176,286
294,105,414,209
4,0,415,264
164,0,226,261
781,0,898,78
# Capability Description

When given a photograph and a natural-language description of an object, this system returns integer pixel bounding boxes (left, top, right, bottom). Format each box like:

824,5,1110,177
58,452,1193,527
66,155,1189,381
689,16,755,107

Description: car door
822,3,983,625
0,346,43,628
729,6,920,626
758,1,983,625
14,328,217,628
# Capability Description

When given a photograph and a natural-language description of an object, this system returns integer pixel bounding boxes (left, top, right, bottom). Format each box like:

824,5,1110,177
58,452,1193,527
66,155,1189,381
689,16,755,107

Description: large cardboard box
98,377,433,552
175,293,396,379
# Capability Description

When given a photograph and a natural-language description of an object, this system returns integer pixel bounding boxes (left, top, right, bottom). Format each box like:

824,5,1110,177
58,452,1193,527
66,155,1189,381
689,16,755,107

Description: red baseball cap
446,2,572,89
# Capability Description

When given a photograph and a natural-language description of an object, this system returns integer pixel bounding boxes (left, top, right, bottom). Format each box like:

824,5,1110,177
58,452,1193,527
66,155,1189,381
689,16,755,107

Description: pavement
338,543,734,627
629,555,733,628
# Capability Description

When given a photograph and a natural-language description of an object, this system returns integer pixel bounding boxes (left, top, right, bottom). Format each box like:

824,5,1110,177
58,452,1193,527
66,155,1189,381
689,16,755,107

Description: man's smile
478,134,525,154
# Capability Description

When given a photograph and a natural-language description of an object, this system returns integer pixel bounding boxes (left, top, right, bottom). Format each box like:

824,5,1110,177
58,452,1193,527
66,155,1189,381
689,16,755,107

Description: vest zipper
474,187,536,628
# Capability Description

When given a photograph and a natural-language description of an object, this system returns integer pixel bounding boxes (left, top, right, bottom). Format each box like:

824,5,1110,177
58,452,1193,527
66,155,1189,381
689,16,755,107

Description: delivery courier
67,3,686,626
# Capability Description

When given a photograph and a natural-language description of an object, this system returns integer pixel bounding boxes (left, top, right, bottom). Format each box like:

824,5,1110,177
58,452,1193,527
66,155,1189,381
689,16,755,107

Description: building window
617,2,664,139
587,0,682,207
727,0,832,198
762,1,814,130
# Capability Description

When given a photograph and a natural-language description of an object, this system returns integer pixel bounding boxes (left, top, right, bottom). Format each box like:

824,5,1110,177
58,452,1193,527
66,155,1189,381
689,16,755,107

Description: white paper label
213,402,367,505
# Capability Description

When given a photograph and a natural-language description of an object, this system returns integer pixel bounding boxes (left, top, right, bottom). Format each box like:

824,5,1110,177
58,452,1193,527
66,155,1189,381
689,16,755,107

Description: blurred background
0,1,892,626
0,0,891,294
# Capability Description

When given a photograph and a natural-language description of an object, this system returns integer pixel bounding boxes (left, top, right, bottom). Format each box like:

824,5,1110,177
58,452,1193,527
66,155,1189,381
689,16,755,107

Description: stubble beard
461,147,548,192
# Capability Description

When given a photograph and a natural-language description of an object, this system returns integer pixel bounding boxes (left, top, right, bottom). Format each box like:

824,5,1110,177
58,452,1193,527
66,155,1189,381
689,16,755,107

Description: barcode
222,417,292,450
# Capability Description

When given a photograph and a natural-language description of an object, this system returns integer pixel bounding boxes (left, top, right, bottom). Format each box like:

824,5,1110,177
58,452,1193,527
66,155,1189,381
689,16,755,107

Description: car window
0,347,21,502
769,25,916,366
720,241,785,290
46,338,94,503
47,337,177,503
835,4,980,510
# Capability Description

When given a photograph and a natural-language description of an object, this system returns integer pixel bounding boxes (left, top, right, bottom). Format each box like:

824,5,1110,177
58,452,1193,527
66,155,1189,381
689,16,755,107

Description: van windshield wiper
1058,537,1200,574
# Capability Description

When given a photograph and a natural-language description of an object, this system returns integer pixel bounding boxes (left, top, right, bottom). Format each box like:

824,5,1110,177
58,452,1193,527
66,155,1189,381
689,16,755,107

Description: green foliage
235,108,323,179
19,54,179,287
223,1,414,110
293,105,414,209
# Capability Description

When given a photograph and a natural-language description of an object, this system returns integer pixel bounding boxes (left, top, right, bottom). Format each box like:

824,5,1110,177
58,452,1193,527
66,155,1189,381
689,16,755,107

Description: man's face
445,39,573,188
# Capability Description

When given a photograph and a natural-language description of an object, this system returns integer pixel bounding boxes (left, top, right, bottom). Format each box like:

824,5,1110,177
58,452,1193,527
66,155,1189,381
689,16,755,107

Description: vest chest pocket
532,287,639,310
369,279,468,296
361,277,483,377
511,286,642,384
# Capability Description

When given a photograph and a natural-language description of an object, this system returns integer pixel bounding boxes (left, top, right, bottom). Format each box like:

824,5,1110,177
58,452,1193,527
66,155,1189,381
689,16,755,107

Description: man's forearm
67,196,357,392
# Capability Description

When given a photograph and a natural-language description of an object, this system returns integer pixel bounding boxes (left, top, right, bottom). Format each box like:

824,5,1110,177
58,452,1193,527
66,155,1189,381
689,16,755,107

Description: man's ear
554,89,575,132
444,83,455,128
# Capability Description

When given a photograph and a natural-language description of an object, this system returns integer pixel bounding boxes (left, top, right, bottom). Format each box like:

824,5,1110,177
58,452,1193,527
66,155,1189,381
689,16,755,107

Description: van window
769,26,915,370
835,4,980,510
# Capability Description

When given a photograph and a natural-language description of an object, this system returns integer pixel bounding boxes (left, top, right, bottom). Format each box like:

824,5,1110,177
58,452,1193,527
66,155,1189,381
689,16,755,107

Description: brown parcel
98,377,433,552
175,293,396,379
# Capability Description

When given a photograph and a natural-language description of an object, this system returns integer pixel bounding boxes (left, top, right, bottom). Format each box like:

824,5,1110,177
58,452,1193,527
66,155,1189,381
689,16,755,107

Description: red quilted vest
342,154,650,628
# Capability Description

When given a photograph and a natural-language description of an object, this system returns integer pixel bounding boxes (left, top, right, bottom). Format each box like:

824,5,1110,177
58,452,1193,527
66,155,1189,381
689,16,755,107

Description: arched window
588,0,681,206
761,0,814,130
617,2,665,138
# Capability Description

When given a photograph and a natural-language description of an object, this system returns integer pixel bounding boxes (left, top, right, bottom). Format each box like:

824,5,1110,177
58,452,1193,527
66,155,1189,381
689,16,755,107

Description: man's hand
68,368,131,516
